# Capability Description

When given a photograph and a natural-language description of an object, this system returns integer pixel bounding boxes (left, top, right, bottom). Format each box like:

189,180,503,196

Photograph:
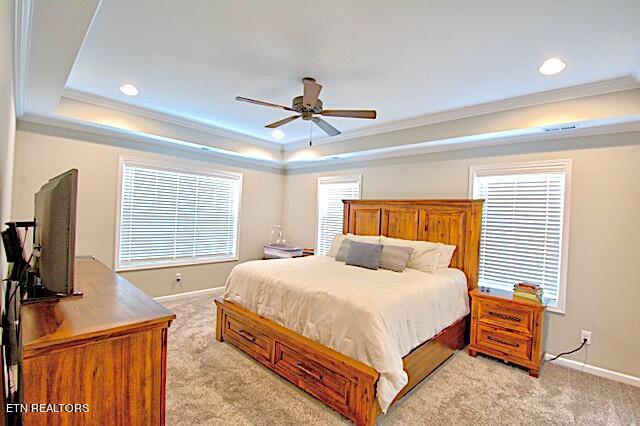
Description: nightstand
468,287,545,377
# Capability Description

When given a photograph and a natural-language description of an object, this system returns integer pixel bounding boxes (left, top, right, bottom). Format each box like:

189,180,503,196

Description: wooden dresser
19,258,176,425
468,287,545,377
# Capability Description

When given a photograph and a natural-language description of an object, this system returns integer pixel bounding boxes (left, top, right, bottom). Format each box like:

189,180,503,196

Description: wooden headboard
343,199,483,290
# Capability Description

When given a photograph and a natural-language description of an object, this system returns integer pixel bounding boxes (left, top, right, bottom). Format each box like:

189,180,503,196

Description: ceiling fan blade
312,117,341,136
265,115,300,128
320,109,377,119
235,96,295,111
302,78,322,107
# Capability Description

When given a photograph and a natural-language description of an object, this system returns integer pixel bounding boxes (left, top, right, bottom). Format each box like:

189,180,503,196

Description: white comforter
223,255,469,412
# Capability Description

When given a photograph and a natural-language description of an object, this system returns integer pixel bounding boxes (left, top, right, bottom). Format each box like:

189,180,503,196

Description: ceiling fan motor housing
292,95,323,115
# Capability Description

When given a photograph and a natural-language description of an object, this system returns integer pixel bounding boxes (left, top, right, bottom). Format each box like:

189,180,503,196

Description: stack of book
513,282,543,302
263,243,303,259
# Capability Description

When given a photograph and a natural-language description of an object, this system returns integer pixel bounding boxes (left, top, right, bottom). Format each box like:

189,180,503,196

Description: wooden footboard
215,298,466,425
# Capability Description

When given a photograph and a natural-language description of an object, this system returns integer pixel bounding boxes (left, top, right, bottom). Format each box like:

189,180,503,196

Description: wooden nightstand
468,287,545,377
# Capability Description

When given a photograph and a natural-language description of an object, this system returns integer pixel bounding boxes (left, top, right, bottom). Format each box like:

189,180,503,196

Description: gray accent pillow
345,241,383,270
335,239,351,262
379,245,414,272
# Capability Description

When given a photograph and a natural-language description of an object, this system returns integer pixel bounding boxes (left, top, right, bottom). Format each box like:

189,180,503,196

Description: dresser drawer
274,342,351,408
477,299,533,334
224,312,272,362
476,324,532,361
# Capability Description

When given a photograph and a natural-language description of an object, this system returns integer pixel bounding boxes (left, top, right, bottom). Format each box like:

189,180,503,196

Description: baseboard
154,286,225,302
544,353,640,388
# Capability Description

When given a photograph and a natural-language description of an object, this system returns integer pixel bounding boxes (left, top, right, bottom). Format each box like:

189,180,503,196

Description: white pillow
438,244,457,268
326,234,346,257
380,236,441,273
326,233,381,257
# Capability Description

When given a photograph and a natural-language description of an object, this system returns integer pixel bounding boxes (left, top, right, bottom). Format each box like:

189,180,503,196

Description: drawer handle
237,329,256,343
488,311,521,322
295,362,323,382
487,335,520,348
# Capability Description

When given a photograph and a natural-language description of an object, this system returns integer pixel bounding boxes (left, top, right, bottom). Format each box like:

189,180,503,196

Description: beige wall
283,131,640,378
11,119,640,379
12,125,284,297
0,0,16,278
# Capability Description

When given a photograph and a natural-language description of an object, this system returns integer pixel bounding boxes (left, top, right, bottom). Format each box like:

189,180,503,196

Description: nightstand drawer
477,300,533,334
477,324,532,360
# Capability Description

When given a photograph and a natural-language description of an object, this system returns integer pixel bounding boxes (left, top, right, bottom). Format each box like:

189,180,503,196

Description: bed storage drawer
273,342,351,408
477,300,533,334
223,312,272,362
476,323,532,360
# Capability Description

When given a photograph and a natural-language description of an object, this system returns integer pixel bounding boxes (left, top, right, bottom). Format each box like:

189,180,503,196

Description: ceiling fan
235,77,377,142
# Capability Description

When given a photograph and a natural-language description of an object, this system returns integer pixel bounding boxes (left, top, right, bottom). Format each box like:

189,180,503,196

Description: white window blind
117,160,242,270
471,160,571,311
316,176,361,255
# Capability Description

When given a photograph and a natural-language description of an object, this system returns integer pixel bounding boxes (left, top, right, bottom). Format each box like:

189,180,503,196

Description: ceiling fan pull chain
309,121,313,146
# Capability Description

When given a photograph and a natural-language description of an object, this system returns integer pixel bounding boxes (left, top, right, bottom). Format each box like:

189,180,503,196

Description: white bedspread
223,255,469,412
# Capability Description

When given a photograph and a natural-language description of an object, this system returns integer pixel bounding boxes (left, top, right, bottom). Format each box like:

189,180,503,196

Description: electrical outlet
174,273,182,286
580,330,592,345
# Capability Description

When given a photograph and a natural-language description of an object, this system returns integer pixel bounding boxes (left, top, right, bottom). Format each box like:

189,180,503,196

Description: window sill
115,256,239,272
546,306,566,315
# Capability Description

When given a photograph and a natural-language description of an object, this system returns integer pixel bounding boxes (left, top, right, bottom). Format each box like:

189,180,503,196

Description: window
116,158,242,270
470,160,571,312
316,175,361,255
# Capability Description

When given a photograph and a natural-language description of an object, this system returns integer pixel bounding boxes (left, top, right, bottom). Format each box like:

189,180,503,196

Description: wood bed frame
215,199,483,425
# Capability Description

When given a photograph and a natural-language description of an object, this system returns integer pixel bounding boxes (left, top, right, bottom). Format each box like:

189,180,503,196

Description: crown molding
283,76,640,151
285,115,640,170
17,112,640,173
13,0,34,117
62,88,284,151
18,113,284,170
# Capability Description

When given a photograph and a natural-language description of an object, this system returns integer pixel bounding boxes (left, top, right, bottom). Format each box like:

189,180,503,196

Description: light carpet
162,293,639,425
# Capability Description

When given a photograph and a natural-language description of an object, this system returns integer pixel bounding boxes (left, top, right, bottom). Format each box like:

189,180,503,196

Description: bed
215,199,483,425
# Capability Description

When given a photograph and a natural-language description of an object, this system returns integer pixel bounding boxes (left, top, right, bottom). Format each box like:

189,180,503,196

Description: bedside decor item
468,287,545,377
263,243,303,259
269,225,286,245
513,282,543,302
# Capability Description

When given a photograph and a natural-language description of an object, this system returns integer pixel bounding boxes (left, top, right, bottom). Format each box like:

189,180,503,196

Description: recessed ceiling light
119,83,139,96
271,129,285,140
539,58,566,75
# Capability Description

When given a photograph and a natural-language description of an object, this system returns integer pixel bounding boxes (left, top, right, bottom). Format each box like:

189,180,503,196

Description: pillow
327,233,381,258
437,244,456,268
326,233,346,257
380,236,441,273
335,239,351,262
379,245,414,272
345,241,383,270
347,233,381,244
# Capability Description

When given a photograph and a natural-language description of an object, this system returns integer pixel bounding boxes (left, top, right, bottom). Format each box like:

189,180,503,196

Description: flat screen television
33,169,78,295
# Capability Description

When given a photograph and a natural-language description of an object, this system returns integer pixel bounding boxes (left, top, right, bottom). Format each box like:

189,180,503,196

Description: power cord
545,338,588,363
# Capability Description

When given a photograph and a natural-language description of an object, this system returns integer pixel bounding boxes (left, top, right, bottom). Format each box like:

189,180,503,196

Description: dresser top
21,258,176,356
470,287,546,310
